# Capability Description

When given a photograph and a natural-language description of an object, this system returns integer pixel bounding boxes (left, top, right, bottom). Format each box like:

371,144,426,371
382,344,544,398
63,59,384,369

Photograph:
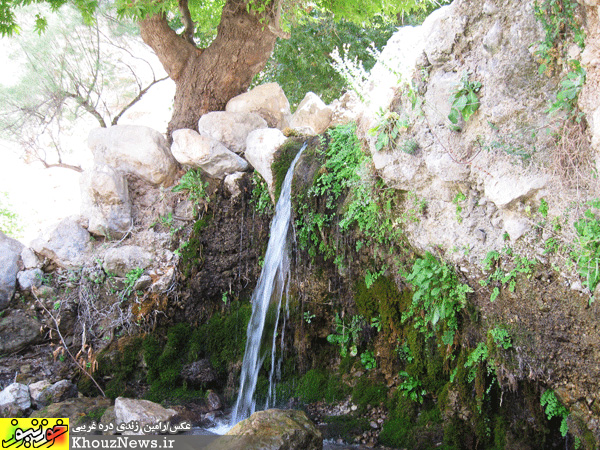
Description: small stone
370,421,378,429
134,275,152,291
351,405,358,411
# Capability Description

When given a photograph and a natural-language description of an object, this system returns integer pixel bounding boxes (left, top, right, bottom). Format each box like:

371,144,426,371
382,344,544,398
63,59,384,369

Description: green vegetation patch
272,139,306,202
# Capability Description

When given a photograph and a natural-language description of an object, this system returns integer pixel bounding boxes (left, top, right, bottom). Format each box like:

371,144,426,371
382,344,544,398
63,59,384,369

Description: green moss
94,337,144,399
354,276,407,334
324,374,350,403
296,369,327,403
272,139,305,201
178,216,210,277
380,403,444,450
351,379,387,412
188,301,252,375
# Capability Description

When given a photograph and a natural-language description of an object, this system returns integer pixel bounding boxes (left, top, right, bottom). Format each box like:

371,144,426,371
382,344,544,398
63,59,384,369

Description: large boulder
211,409,322,450
0,383,31,417
114,397,177,434
245,129,287,197
103,246,153,277
226,83,291,129
181,359,218,387
88,125,178,186
290,92,332,135
29,380,78,408
171,129,249,179
0,310,42,354
198,111,268,154
30,396,112,426
31,218,91,269
81,164,132,239
0,231,23,310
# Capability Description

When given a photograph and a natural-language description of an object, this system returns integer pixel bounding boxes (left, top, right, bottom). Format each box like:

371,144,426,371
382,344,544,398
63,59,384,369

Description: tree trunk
139,0,277,137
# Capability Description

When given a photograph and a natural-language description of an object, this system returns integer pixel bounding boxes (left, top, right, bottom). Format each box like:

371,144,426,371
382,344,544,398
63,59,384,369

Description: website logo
1,418,69,449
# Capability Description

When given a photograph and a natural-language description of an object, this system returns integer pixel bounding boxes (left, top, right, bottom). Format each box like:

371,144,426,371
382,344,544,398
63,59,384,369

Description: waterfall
230,144,306,426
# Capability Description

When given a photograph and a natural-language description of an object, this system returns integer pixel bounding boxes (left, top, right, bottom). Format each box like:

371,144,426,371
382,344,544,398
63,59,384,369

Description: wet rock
31,396,112,426
17,269,44,291
206,391,222,411
181,360,217,386
0,310,42,354
88,125,178,186
80,164,132,239
150,267,175,293
290,92,332,135
114,397,177,434
226,83,291,129
215,409,322,450
245,129,287,198
103,246,152,277
198,111,268,154
0,383,31,416
0,231,24,310
31,218,91,269
171,129,249,178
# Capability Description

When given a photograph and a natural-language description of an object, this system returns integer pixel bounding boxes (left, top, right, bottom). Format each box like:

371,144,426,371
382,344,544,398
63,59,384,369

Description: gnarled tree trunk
139,0,278,137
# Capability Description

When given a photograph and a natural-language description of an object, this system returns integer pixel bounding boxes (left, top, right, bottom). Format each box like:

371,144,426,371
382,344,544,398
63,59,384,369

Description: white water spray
230,144,306,426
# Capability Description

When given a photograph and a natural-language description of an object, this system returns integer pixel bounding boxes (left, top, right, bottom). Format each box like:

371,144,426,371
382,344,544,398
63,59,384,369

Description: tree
2,0,441,137
0,6,167,171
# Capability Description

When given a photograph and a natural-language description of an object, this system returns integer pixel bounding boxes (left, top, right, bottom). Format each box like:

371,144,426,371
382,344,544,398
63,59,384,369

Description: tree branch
139,14,197,81
178,0,196,45
111,76,169,126
63,92,107,128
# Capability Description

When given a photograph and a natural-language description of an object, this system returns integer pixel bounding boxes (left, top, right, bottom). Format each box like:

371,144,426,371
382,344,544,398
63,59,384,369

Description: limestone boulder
212,409,322,450
21,248,41,269
81,164,132,239
226,83,291,129
0,231,23,310
17,268,44,291
245,129,287,196
290,92,332,135
171,129,249,179
114,397,177,435
103,246,152,277
0,383,31,417
198,112,268,154
0,310,42,353
88,125,178,186
30,380,78,408
31,218,91,269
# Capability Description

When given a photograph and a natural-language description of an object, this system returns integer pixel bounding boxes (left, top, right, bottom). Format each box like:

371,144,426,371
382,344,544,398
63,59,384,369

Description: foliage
402,252,472,342
0,6,164,171
452,192,466,223
534,0,585,75
172,169,210,209
369,110,410,152
489,327,512,350
351,379,387,411
0,192,22,238
255,13,397,108
398,371,426,403
480,250,536,302
540,389,570,437
538,198,549,218
303,311,315,324
360,350,376,370
573,201,600,298
121,268,143,300
326,312,364,358
448,72,481,130
534,0,586,120
251,172,273,216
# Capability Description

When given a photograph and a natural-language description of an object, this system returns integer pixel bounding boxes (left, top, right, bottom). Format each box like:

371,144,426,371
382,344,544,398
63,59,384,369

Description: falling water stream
230,144,306,426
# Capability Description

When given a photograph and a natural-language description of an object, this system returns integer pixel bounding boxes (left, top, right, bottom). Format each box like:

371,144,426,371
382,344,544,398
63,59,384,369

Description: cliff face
345,0,600,443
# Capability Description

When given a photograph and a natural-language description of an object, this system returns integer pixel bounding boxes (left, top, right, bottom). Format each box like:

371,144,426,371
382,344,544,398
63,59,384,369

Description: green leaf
452,95,468,111
448,108,461,124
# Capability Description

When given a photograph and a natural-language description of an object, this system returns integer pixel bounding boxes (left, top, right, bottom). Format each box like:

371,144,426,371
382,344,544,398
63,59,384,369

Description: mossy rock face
30,397,112,426
271,138,306,202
